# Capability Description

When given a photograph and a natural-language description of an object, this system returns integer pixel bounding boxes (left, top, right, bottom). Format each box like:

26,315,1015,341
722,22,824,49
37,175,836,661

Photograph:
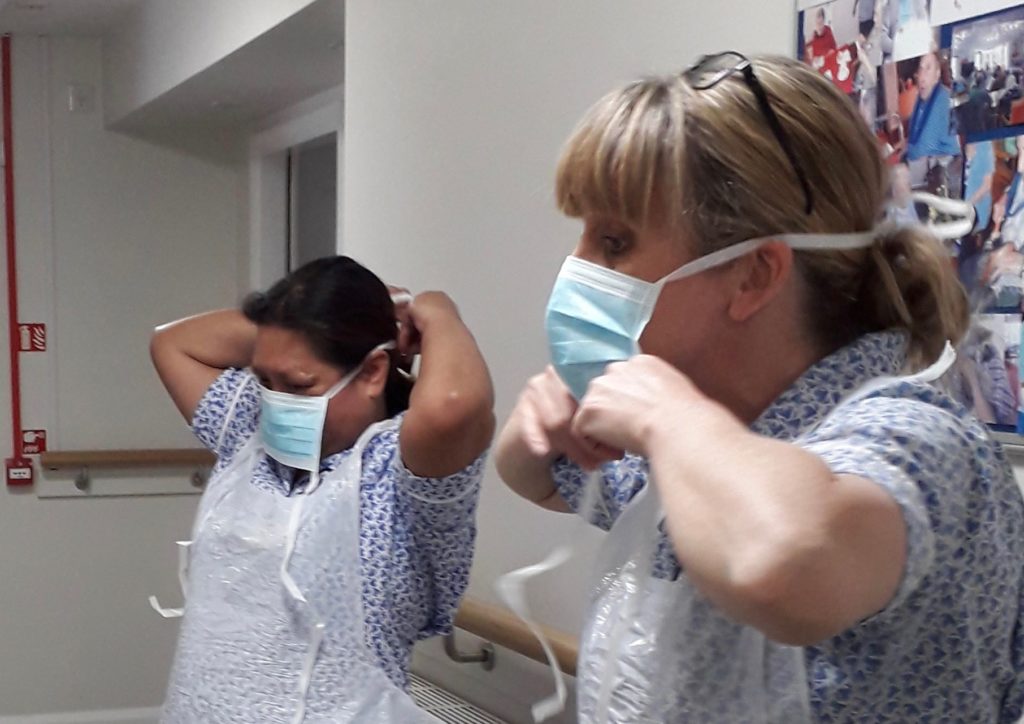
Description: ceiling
0,0,141,36
0,0,345,162
110,0,345,160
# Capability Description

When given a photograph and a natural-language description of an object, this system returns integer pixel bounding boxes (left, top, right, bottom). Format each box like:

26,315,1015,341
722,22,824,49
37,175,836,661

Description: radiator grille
409,673,508,724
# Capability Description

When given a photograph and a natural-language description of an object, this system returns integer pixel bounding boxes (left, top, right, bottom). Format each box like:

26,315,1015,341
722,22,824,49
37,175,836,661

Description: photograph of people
1001,134,1024,248
887,161,925,223
856,1,886,128
866,0,927,64
802,1,875,110
889,0,932,61
949,314,1021,428
805,6,839,67
950,7,1024,136
931,0,1021,26
965,137,996,233
901,49,963,189
956,137,1024,315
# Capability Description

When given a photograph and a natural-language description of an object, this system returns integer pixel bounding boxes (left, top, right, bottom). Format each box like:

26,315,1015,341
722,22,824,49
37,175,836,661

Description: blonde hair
555,56,968,367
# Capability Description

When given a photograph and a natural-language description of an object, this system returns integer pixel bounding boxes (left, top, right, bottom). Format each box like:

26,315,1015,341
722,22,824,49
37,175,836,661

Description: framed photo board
798,0,1024,440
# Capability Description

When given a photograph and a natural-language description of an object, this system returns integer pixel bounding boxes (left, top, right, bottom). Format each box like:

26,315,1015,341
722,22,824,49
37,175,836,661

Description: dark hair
242,255,412,416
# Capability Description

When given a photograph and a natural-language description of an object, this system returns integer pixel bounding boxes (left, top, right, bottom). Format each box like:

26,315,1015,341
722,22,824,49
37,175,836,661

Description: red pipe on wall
2,35,29,483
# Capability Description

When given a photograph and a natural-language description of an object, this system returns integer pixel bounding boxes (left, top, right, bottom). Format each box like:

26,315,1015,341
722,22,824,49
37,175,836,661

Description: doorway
247,89,343,291
287,132,337,272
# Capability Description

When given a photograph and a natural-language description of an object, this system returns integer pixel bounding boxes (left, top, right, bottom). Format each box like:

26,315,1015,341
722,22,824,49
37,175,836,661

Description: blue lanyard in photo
908,87,939,146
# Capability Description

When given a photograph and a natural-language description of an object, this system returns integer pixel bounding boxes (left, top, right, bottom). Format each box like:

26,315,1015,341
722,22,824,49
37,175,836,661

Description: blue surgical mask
544,231,877,399
258,341,395,473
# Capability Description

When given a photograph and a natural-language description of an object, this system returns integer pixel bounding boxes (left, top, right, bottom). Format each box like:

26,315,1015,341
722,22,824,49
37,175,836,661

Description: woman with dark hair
149,255,493,723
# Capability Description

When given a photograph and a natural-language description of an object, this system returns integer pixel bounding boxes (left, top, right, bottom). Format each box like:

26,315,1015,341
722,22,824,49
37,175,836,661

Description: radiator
409,673,508,724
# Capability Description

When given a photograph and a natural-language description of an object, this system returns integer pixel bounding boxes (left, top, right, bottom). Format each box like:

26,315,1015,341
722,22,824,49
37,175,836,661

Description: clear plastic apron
157,418,439,724
574,343,955,724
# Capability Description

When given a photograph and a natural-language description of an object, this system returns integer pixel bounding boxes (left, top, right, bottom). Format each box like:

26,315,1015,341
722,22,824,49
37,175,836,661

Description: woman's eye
602,234,629,257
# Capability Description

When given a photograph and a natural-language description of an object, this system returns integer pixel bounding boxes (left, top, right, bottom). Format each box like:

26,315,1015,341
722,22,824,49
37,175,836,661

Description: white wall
103,0,318,125
343,1,796,719
0,35,244,716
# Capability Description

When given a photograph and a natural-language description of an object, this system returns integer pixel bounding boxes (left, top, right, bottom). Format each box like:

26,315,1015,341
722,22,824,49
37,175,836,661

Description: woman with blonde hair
496,53,1024,722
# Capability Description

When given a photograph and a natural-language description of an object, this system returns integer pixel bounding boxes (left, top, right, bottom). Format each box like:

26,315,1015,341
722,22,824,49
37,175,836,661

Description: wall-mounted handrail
40,448,215,493
40,448,215,470
453,596,578,677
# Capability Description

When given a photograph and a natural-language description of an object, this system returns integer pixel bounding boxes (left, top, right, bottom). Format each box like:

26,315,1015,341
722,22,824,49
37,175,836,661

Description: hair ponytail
860,224,969,368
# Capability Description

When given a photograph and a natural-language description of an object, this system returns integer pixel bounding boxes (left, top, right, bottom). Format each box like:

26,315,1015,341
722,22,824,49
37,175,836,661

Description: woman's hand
388,285,419,359
399,290,495,478
517,366,621,470
389,287,464,357
572,355,707,456
494,366,618,509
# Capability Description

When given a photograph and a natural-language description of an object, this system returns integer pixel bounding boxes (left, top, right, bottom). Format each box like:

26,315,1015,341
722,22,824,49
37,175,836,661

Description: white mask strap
494,471,605,722
909,192,976,240
658,230,877,286
914,340,956,383
322,340,397,400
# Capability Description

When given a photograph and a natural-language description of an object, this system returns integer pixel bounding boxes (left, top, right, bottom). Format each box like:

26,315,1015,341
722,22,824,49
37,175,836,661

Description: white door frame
247,86,343,291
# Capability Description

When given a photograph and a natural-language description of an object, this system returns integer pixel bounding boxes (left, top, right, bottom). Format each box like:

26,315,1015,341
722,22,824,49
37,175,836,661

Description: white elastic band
280,489,327,724
915,340,956,384
148,596,184,618
281,480,314,605
659,231,877,285
148,540,193,619
215,379,249,454
495,471,605,722
911,191,975,217
494,547,572,722
390,292,413,305
909,192,976,241
777,231,879,249
279,418,389,724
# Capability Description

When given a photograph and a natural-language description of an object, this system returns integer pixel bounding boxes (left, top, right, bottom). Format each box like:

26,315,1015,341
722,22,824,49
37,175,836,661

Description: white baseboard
0,707,160,724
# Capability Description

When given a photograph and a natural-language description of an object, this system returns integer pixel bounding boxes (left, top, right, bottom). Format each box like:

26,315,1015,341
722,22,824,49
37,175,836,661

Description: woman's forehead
252,327,324,376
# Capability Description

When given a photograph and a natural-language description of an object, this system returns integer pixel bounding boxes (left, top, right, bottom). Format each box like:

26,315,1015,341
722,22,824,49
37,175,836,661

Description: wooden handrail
455,597,578,676
40,448,215,470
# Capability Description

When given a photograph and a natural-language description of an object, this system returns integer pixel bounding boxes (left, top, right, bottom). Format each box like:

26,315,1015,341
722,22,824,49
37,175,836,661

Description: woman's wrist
643,394,745,464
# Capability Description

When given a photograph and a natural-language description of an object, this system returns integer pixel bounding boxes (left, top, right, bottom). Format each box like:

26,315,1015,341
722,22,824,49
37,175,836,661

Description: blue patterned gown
183,368,485,689
554,331,1024,722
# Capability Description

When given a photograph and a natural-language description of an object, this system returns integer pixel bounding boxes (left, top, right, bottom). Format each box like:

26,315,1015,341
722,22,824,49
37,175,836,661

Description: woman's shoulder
823,378,985,449
192,367,260,461
808,377,1013,496
363,411,486,501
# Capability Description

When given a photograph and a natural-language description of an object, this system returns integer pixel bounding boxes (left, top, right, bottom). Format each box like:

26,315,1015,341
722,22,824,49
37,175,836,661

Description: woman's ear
359,349,392,398
727,241,794,322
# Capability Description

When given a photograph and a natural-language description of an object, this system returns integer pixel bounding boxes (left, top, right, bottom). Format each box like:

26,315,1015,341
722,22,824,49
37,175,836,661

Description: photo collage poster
798,0,1024,433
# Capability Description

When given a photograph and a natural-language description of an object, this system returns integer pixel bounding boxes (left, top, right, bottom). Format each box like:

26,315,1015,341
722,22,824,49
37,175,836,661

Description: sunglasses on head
683,51,814,215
